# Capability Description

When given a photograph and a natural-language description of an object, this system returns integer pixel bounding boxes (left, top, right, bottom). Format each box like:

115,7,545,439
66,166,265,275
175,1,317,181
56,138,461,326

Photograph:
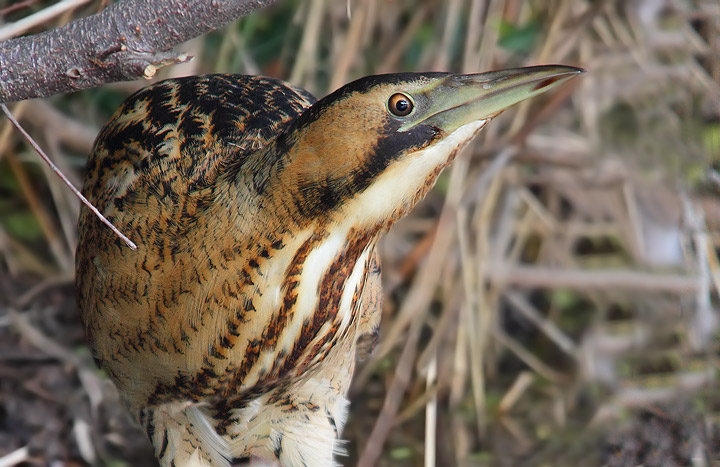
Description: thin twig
1,104,137,250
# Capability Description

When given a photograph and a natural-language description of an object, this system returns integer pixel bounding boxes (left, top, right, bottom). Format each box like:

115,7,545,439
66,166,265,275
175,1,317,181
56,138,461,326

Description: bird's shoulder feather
82,74,316,211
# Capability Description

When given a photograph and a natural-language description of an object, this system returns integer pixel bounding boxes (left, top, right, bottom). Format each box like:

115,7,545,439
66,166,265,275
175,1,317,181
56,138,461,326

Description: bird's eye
388,93,414,117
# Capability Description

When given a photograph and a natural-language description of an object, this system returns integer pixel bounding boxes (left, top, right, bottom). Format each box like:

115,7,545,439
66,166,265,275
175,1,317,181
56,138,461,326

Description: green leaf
498,19,541,55
389,446,414,460
3,211,44,241
703,122,720,161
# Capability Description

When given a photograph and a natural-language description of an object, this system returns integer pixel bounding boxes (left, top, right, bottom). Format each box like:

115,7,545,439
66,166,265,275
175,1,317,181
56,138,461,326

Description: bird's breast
235,225,374,387
136,221,375,407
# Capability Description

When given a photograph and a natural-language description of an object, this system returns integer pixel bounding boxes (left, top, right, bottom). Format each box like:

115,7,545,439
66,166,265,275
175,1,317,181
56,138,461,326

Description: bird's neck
265,119,487,236
224,116,484,247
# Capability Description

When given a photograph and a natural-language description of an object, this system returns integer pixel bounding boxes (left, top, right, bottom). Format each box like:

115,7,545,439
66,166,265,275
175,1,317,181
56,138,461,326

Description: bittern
76,65,582,466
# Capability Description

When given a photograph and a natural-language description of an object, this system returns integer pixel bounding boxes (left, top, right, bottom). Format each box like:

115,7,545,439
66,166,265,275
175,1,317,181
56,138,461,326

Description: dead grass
0,0,718,465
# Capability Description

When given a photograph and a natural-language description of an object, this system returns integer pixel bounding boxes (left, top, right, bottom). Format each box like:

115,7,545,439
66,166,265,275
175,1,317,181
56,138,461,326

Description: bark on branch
0,0,276,104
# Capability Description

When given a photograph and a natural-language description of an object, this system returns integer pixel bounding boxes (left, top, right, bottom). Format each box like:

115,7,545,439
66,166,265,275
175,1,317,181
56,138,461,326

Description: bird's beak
404,65,585,133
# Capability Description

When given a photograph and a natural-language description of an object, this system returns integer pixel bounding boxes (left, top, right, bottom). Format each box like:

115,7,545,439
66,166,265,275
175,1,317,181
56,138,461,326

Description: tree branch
0,0,276,104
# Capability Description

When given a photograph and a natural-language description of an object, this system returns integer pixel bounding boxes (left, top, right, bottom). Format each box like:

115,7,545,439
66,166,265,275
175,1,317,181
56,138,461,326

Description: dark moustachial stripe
294,122,439,218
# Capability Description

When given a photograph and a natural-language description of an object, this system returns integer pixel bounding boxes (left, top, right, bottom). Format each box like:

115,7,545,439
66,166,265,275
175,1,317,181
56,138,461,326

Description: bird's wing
76,75,316,405
81,74,316,211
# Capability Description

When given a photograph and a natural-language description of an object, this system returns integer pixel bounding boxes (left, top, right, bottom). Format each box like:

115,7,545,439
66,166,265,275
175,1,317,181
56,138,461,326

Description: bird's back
80,74,315,213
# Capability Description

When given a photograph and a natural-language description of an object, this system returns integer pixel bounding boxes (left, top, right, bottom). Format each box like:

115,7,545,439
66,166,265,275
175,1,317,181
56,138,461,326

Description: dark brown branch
0,0,276,104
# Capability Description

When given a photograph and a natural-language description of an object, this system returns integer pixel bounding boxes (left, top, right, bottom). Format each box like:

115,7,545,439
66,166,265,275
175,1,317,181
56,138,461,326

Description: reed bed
0,0,718,465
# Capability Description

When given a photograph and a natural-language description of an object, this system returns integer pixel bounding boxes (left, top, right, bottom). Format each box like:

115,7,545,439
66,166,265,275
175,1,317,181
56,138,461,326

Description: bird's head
274,65,583,231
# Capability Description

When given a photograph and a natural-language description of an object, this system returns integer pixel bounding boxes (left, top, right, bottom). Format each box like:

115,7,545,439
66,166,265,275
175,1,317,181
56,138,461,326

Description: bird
75,65,583,466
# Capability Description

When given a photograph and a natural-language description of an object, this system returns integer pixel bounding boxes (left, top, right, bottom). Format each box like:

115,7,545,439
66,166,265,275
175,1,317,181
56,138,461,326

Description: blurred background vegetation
0,0,719,465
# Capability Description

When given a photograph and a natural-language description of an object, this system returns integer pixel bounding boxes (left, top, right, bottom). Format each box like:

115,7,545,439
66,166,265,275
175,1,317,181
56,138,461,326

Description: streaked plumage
76,67,582,466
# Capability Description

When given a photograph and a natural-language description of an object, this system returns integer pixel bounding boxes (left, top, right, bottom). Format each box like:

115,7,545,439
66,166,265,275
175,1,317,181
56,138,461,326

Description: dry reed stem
462,0,485,73
493,327,565,382
358,154,470,467
497,370,534,414
2,0,717,464
0,102,26,164
0,0,92,41
507,0,570,138
3,147,72,270
423,354,437,467
415,281,462,374
503,291,577,356
0,226,55,276
491,266,701,292
39,135,80,253
457,206,487,432
289,0,325,89
21,100,96,156
434,0,462,71
13,272,75,309
329,0,368,90
394,381,438,426
0,446,30,467
467,148,517,437
0,0,43,17
378,4,429,73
